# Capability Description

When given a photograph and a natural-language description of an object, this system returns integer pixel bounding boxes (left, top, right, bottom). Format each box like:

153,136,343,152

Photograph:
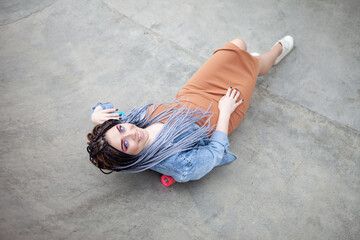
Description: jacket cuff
210,130,230,150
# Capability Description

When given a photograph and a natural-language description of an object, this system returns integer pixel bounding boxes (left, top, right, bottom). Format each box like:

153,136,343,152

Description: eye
124,140,129,151
120,125,125,132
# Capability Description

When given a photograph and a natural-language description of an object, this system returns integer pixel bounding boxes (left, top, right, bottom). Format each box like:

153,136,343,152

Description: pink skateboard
161,175,176,187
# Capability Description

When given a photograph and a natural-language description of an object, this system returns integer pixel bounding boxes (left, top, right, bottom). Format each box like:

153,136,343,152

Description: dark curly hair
86,119,136,174
86,102,213,174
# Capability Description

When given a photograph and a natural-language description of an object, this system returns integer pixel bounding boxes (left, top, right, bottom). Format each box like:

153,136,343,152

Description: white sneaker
273,35,294,65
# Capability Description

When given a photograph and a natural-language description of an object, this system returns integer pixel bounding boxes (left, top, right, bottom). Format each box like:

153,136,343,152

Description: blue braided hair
87,101,214,173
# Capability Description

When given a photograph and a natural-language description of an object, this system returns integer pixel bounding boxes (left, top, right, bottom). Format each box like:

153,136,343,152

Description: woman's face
105,123,150,155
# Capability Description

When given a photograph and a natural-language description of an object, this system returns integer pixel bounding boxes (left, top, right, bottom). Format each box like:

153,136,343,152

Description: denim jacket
91,102,237,182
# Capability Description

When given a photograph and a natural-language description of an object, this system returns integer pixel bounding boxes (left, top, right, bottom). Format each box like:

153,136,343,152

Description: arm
216,87,244,135
181,130,236,182
155,87,243,182
151,130,236,183
181,87,243,181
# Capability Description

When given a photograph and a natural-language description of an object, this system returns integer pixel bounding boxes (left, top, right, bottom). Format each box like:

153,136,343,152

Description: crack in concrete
0,0,59,27
99,0,205,63
257,85,360,135
285,158,305,184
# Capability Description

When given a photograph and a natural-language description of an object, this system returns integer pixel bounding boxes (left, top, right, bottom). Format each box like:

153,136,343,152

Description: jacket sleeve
177,130,237,182
90,102,114,119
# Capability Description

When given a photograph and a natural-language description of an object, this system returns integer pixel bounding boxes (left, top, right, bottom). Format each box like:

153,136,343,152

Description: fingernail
115,108,118,111
242,99,244,101
119,113,122,116
230,86,232,89
119,117,122,119
223,94,225,96
235,88,238,90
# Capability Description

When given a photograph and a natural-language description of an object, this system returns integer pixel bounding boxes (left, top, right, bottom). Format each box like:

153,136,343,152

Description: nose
124,129,136,140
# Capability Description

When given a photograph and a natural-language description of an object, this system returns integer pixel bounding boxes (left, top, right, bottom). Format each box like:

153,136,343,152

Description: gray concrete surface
0,0,359,239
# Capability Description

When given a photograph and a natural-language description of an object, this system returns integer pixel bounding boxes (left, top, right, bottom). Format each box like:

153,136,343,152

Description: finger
108,116,122,120
103,108,118,113
236,99,244,107
234,89,241,99
108,113,121,117
226,87,232,96
230,88,237,98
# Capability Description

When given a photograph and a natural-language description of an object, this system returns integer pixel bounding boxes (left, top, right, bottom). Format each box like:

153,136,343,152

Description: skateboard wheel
161,175,176,187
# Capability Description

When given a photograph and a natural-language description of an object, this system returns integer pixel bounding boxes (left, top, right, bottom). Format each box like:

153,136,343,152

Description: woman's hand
218,87,244,117
215,87,244,135
91,106,121,125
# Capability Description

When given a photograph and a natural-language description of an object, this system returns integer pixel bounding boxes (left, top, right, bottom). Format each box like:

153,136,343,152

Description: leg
230,38,247,51
255,35,294,76
255,43,282,76
230,38,282,76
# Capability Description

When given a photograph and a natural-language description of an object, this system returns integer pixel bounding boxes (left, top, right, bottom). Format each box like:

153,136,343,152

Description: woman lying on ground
86,36,294,182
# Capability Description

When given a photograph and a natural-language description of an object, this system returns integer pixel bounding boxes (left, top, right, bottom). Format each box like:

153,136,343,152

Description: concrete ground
0,0,359,239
